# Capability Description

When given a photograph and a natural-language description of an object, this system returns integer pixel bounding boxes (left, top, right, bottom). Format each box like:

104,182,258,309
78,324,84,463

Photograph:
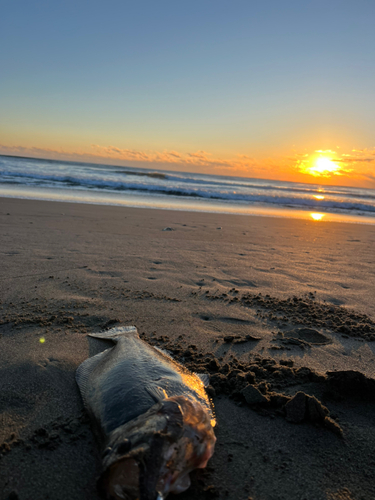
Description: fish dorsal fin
88,325,138,342
146,385,168,403
153,346,174,360
75,349,110,409
195,373,210,387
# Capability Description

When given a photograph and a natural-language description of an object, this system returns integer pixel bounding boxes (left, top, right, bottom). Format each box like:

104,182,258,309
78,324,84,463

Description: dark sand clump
150,333,375,437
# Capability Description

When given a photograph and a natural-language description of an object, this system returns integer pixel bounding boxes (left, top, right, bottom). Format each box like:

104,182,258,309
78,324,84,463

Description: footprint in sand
197,314,254,325
284,328,331,345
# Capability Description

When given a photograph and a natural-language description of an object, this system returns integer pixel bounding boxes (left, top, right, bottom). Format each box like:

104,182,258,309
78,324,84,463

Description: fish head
99,396,216,500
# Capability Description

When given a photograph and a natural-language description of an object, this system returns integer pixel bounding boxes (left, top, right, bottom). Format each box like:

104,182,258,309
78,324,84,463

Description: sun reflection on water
310,213,325,221
313,195,325,200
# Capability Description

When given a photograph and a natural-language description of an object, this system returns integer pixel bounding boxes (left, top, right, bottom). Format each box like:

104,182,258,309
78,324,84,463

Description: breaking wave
1,155,375,216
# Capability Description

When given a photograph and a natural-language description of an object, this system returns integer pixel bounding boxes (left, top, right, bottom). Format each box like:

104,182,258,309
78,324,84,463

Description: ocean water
1,155,375,224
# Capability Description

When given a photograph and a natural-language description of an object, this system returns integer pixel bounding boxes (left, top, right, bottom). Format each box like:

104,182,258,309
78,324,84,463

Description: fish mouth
98,396,216,500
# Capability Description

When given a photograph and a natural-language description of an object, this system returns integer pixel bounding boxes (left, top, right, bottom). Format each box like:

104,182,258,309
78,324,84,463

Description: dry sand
0,197,375,500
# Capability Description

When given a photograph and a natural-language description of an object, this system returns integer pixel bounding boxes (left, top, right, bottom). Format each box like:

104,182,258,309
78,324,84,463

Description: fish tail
88,325,138,341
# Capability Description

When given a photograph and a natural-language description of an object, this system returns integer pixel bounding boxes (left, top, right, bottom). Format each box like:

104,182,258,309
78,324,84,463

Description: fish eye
116,440,131,455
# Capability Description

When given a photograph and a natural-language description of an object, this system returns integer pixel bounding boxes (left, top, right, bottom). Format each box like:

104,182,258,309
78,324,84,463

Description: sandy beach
1,197,375,500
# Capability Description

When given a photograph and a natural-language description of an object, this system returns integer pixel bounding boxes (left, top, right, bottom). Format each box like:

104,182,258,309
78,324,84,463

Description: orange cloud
89,144,261,174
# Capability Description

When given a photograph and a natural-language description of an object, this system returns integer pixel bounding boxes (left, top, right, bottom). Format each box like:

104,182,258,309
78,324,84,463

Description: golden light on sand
313,195,325,200
310,213,325,221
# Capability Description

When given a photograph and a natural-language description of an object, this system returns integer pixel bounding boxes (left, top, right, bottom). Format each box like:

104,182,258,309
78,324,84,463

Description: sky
1,0,375,188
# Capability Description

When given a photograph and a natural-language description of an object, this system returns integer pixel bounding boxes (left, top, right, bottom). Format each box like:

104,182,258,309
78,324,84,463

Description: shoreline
1,197,375,500
1,185,375,226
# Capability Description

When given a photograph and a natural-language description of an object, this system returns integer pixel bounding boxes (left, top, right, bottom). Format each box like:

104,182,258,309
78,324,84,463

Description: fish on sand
76,326,216,500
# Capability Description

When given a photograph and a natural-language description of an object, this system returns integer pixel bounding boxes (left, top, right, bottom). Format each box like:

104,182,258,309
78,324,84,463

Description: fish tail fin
88,325,139,341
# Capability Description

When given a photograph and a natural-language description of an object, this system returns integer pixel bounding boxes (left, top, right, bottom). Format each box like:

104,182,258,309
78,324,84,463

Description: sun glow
309,157,342,177
297,152,349,179
313,195,325,200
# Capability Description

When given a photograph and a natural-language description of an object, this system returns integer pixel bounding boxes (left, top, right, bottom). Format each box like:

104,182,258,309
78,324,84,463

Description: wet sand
1,197,375,500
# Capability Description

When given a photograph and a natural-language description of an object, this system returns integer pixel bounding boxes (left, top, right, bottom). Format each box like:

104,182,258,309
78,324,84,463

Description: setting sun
308,157,342,177
295,151,356,183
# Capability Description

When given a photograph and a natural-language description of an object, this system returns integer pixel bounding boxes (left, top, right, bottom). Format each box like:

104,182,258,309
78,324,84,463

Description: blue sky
1,0,375,186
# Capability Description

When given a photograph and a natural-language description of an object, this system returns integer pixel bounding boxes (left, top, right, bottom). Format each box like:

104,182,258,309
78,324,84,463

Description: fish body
76,326,216,500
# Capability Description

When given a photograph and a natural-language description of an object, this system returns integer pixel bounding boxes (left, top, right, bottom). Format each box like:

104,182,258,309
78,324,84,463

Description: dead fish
76,326,216,500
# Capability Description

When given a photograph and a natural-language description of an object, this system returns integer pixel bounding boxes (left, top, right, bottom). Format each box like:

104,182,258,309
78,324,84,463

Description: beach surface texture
1,197,375,500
